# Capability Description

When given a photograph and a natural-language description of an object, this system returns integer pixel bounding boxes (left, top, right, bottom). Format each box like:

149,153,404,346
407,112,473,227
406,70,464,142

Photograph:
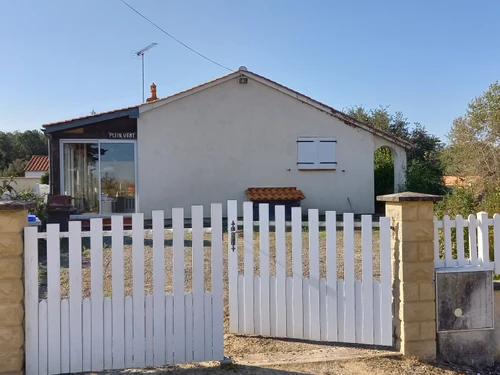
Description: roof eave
43,107,139,134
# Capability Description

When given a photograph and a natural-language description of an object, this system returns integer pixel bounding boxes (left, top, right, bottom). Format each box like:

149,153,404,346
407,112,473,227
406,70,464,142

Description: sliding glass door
99,142,136,214
62,140,136,215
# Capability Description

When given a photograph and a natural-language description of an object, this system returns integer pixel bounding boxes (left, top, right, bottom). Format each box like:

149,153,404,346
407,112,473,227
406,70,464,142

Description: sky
0,0,499,142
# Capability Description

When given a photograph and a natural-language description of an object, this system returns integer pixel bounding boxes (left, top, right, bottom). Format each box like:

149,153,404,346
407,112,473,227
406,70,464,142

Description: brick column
0,200,33,374
377,192,442,360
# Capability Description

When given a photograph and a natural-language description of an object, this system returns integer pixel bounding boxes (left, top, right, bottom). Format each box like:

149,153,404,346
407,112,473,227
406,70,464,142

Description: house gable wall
137,77,400,218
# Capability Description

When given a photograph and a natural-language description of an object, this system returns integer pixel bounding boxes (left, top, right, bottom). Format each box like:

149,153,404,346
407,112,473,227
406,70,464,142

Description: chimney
146,83,157,102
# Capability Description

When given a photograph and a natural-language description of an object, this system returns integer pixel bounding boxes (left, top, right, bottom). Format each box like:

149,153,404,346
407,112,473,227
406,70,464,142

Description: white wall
0,177,40,192
25,171,45,179
137,77,403,219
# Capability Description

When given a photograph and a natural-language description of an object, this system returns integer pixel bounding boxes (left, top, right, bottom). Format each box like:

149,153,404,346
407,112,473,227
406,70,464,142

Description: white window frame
297,137,337,170
60,139,139,218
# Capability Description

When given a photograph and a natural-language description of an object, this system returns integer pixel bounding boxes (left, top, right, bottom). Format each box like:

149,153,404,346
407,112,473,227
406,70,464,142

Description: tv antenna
135,42,158,102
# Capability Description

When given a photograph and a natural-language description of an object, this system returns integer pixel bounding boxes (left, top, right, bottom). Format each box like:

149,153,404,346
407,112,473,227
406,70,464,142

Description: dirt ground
88,354,500,374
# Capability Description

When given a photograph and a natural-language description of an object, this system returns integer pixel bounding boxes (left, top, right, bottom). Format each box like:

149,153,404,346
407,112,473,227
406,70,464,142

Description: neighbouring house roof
245,187,305,201
443,175,478,187
42,67,412,149
24,155,49,172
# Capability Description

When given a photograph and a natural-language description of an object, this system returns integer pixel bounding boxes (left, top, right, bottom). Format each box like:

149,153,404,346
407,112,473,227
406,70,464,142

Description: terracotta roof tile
245,187,305,201
24,155,49,172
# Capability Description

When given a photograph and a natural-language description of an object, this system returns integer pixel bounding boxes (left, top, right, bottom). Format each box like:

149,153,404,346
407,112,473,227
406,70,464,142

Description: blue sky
1,0,498,142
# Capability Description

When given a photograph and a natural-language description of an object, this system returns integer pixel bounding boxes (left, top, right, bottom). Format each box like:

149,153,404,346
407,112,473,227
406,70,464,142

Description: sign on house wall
108,132,137,139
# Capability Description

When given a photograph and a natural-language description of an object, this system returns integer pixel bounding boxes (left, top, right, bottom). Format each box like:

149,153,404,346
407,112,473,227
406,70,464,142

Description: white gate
227,201,393,346
24,204,224,375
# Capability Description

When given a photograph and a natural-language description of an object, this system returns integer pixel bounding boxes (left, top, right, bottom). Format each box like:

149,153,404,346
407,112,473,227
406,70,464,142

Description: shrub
14,188,47,225
40,172,49,185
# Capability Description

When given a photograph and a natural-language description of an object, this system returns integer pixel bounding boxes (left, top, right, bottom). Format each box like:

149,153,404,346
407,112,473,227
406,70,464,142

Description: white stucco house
43,67,410,220
24,155,49,179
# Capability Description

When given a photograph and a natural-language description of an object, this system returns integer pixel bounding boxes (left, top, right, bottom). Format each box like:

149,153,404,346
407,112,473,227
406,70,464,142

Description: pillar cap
376,191,443,202
0,199,36,211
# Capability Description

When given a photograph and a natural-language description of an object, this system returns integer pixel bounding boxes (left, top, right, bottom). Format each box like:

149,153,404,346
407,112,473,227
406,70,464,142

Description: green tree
447,81,500,191
0,130,47,174
2,158,27,177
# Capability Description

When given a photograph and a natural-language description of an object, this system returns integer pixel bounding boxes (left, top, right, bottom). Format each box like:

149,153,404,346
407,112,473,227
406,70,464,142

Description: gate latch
230,220,242,252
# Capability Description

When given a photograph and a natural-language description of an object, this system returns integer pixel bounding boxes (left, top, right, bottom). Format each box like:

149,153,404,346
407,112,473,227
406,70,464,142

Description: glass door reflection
99,143,136,213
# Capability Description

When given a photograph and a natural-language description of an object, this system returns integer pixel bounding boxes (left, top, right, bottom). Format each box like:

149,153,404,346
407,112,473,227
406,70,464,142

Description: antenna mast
135,42,158,102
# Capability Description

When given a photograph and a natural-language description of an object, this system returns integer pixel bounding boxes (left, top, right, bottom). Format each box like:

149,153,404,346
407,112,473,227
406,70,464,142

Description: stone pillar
377,192,442,360
0,200,33,374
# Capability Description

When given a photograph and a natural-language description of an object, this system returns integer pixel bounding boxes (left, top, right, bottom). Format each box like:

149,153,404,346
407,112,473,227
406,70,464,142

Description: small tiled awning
245,187,305,201
24,155,49,172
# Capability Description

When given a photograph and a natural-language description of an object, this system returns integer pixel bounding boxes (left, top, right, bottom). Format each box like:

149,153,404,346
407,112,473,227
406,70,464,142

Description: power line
119,0,233,72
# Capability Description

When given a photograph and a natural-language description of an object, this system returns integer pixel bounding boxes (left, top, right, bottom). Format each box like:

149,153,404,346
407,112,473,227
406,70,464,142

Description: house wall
137,77,406,219
24,171,45,179
0,177,40,193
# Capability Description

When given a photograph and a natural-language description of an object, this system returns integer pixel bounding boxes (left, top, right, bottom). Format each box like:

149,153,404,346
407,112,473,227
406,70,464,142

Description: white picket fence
434,212,500,272
24,205,224,375
227,201,393,346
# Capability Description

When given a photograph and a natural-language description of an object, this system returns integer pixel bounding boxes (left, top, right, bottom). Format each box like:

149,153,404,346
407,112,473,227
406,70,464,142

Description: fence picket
47,224,61,374
319,278,327,341
302,278,310,340
325,211,337,341
132,213,146,367
165,295,174,364
173,208,186,364
361,215,374,345
468,214,478,265
456,215,467,266
337,280,345,342
238,275,244,334
211,203,224,359
308,209,320,341
259,203,271,336
286,277,293,337
103,297,112,370
380,217,392,346
192,206,205,361
343,213,355,343
145,295,154,366
275,205,287,338
185,293,194,362
60,299,70,373
91,218,104,371
477,212,490,263
24,227,38,375
152,210,166,366
204,292,213,361
443,215,453,267
82,298,92,371
495,214,500,273
39,300,48,375
111,215,125,369
373,281,381,345
227,200,239,333
270,276,277,336
254,276,261,336
124,296,133,368
434,216,441,267
292,207,304,339
69,220,83,372
355,280,362,343
243,201,255,334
